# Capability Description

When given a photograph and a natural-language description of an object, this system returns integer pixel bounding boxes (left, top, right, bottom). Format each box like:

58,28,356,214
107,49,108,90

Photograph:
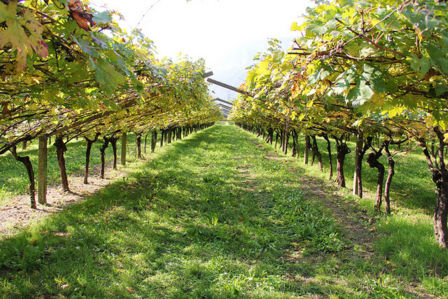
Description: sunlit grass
0,124,446,297
251,127,448,296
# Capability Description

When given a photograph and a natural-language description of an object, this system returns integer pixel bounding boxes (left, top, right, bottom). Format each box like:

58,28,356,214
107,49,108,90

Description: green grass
287,134,435,213
0,133,153,205
254,128,448,296
0,123,446,298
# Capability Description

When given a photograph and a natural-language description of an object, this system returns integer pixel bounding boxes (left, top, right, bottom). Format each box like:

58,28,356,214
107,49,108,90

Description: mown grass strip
0,123,444,298
245,124,448,297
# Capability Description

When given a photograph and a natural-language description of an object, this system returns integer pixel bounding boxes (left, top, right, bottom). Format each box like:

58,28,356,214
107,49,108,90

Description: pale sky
90,0,313,101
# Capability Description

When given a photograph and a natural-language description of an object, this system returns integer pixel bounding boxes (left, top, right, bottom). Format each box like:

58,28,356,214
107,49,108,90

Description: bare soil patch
0,163,127,238
235,163,258,192
298,176,376,258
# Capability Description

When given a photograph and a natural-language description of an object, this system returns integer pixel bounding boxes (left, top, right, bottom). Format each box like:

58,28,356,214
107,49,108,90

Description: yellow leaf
388,106,404,118
291,111,297,120
291,21,300,31
306,99,314,108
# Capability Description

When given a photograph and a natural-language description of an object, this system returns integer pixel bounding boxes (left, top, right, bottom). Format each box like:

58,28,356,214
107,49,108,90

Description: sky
90,0,313,101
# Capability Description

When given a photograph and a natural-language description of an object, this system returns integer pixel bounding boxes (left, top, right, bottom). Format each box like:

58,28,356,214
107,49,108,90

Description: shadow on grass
0,125,446,298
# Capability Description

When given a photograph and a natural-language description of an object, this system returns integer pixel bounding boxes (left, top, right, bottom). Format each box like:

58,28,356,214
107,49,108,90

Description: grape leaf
0,2,48,71
93,59,126,94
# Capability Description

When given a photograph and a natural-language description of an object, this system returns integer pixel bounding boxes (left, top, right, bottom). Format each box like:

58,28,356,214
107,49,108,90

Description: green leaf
93,59,126,94
347,79,373,107
308,69,321,85
332,79,350,94
371,77,387,93
360,46,376,58
93,11,112,24
362,65,387,93
347,81,360,101
435,82,447,97
361,64,375,81
308,21,327,35
73,36,99,58
427,44,448,74
408,54,431,75
359,80,374,100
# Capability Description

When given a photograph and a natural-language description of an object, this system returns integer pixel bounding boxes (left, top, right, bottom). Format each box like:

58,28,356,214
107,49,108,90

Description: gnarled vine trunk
434,177,448,249
334,136,350,188
366,151,385,211
84,134,99,184
383,142,395,215
167,129,172,144
10,145,36,209
268,128,274,144
136,133,143,159
151,130,157,153
353,132,372,198
419,130,448,248
54,136,69,192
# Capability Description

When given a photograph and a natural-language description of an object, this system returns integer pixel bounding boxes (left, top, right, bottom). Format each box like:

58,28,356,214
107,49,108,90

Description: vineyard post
38,135,48,204
353,134,363,197
121,133,127,166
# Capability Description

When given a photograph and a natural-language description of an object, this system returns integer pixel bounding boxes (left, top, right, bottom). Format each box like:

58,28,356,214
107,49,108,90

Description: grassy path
0,123,441,298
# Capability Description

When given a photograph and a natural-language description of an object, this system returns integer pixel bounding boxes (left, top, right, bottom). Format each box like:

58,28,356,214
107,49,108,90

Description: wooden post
121,133,127,166
38,135,48,205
